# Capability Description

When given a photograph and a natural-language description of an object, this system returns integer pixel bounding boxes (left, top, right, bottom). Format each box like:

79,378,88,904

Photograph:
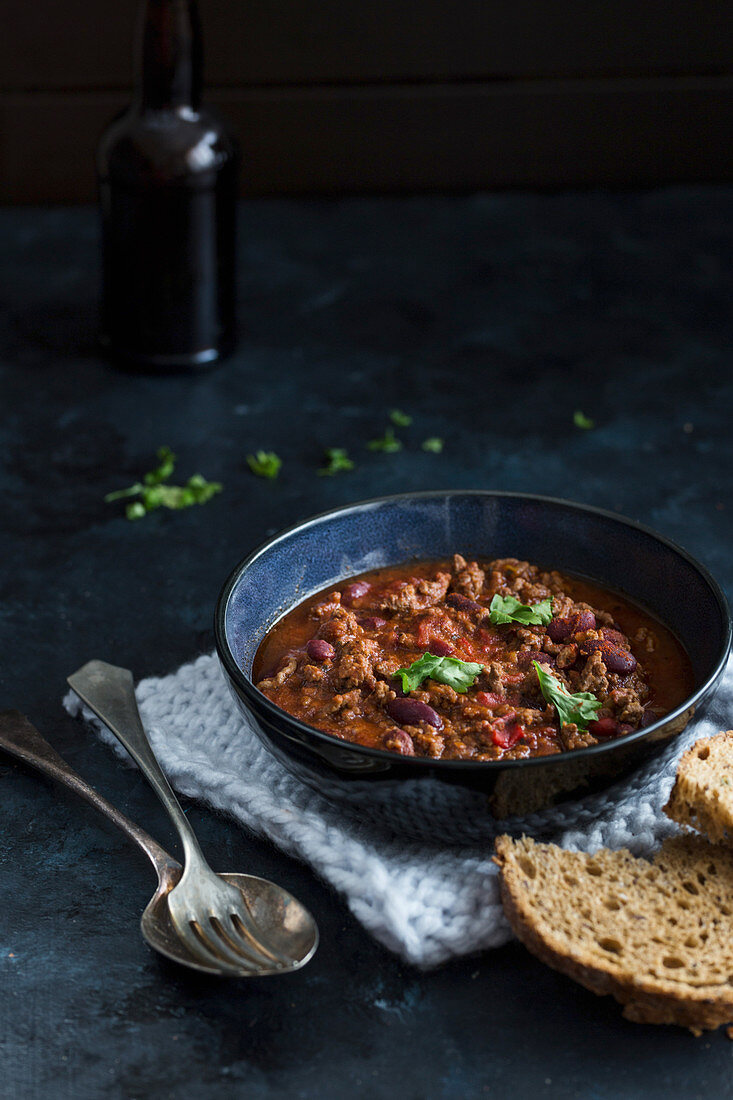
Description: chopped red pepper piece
587,717,619,738
476,691,503,707
492,722,524,749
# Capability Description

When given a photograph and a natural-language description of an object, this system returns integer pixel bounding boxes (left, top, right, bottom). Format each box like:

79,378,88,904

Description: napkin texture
64,653,732,968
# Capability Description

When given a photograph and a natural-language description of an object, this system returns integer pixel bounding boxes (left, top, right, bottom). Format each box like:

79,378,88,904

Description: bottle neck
135,0,203,111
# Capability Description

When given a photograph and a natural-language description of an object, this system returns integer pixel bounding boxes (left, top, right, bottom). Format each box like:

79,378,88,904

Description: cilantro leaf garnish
489,594,553,626
393,653,483,694
367,427,402,453
389,409,412,427
247,451,282,479
573,410,595,430
143,445,176,485
318,447,354,476
104,448,222,520
533,661,602,730
421,437,444,453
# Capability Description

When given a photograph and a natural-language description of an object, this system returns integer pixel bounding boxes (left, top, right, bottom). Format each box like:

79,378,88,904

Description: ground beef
375,572,451,612
254,556,692,762
574,650,610,696
450,554,485,600
256,656,298,691
609,685,647,725
335,636,378,690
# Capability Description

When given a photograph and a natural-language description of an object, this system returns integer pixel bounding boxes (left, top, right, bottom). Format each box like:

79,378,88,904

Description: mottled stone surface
1,191,732,1098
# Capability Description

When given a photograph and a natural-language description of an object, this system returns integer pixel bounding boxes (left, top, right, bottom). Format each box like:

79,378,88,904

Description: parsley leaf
367,427,402,453
389,409,412,427
489,594,553,626
143,445,176,485
104,449,222,520
393,653,483,694
247,451,282,479
318,447,354,476
533,661,602,730
573,410,595,430
132,476,222,518
421,437,444,453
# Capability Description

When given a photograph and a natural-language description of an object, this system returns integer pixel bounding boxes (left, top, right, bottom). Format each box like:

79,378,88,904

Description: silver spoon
68,659,319,975
0,708,318,976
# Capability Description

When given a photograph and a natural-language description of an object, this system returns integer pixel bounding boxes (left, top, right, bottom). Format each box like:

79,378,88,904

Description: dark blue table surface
2,189,732,1099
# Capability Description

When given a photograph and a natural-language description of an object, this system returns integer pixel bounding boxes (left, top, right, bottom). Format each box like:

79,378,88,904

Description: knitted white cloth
64,653,732,968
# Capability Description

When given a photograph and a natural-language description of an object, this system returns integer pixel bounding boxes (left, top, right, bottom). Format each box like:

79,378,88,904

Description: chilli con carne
253,556,693,761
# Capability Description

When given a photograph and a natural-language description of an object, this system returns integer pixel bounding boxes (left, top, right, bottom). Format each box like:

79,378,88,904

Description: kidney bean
517,649,554,669
547,610,597,643
305,638,335,662
572,610,596,634
605,641,637,673
429,638,455,657
386,697,444,729
588,717,619,738
601,627,627,646
446,592,482,613
342,581,371,606
547,618,572,642
640,709,659,728
581,638,637,673
493,722,524,749
360,616,387,631
385,729,415,755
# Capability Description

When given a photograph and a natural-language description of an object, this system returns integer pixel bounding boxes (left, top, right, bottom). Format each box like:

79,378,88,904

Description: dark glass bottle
97,0,237,370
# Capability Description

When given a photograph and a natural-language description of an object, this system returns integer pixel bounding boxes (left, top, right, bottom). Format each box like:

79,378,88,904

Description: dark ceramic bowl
214,492,731,835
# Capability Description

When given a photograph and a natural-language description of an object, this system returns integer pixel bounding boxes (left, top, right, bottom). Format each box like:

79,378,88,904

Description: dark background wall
1,0,733,202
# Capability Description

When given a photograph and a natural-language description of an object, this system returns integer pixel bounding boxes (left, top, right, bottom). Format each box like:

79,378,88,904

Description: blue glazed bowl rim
214,490,732,773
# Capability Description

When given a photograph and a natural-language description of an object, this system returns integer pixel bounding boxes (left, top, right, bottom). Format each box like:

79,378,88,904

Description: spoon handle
67,660,207,871
0,709,180,885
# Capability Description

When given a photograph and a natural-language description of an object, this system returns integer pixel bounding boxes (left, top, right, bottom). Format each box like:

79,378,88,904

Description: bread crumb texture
664,731,733,844
494,833,733,1033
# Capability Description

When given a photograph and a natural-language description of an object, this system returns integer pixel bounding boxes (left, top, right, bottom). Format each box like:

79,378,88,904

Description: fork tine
224,911,296,968
217,881,298,966
202,915,281,970
172,916,257,975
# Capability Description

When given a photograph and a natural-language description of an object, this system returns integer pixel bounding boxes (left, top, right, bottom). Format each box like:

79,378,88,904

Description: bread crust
664,730,733,844
494,834,733,1034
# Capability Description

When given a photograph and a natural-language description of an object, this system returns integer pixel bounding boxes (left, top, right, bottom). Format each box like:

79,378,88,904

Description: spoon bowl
0,709,318,977
67,660,319,976
141,871,319,975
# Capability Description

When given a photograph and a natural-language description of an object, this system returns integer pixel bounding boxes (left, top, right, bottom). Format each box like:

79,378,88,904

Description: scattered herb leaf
393,652,484,694
104,484,145,503
143,445,176,485
318,447,355,476
367,427,402,453
389,409,412,427
247,451,282,479
489,594,553,626
421,437,444,453
533,661,602,730
573,410,595,430
104,448,222,520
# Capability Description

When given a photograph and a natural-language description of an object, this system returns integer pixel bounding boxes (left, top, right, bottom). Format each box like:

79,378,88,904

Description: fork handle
0,709,180,886
67,660,208,872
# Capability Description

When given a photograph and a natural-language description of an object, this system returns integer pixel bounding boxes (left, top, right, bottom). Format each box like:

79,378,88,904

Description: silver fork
68,659,310,974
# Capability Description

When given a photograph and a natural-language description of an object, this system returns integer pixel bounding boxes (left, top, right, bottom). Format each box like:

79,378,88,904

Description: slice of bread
494,834,733,1033
664,730,733,844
